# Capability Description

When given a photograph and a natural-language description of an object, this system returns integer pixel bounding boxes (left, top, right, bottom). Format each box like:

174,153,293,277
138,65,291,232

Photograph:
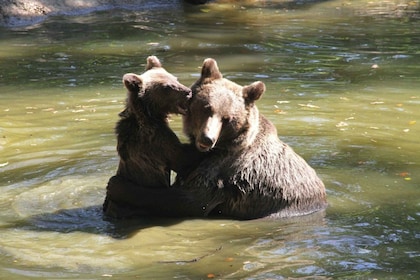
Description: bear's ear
145,55,162,70
200,58,223,81
123,73,143,94
243,81,265,103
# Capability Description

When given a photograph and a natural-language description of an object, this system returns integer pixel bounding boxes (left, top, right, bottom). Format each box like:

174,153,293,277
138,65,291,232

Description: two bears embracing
103,56,327,220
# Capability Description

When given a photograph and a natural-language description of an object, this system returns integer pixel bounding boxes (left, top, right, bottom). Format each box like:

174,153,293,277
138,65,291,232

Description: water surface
0,1,419,279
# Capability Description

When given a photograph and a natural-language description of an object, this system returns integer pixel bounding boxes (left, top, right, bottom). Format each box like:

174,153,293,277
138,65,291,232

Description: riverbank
0,0,183,27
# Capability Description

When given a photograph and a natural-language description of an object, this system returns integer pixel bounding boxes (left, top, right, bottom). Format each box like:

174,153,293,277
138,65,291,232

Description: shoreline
0,0,184,27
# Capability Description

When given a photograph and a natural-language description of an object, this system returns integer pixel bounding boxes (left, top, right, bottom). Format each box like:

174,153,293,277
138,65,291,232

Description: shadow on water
2,205,184,239
7,203,328,240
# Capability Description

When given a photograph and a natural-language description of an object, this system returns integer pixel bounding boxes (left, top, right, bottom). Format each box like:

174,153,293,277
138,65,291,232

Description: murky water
1,1,419,279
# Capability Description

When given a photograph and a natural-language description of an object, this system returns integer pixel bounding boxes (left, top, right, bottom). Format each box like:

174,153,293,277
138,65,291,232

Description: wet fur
103,56,193,218
175,58,327,219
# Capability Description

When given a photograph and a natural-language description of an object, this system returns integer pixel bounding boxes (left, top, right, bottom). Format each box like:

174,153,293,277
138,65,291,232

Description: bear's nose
197,135,215,151
201,135,214,146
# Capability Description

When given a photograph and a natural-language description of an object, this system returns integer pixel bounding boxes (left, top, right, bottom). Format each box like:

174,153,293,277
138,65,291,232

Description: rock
0,0,177,27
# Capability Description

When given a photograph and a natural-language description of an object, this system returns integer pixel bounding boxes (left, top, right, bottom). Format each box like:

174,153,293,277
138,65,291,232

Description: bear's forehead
193,87,245,114
219,78,242,93
198,79,242,96
190,77,248,114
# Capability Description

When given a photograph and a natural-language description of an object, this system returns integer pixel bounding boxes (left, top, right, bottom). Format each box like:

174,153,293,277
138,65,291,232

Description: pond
0,0,419,279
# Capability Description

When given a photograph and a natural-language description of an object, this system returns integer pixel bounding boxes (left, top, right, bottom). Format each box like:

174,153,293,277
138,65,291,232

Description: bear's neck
244,107,260,146
127,100,169,127
235,106,259,148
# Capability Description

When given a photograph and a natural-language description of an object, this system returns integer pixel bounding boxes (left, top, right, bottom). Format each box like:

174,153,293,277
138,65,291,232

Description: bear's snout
176,88,192,115
197,134,216,152
185,88,193,99
195,115,223,152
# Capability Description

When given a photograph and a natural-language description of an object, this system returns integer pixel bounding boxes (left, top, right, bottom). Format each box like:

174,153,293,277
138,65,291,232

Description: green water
0,1,419,279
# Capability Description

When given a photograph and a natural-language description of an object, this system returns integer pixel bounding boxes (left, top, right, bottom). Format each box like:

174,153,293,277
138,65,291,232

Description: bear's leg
104,175,215,218
103,177,151,219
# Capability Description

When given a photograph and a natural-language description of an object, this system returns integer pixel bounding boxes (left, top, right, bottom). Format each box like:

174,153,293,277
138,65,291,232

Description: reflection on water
0,0,419,279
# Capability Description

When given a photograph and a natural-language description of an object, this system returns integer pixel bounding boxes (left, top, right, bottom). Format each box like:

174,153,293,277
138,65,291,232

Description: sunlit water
0,1,419,279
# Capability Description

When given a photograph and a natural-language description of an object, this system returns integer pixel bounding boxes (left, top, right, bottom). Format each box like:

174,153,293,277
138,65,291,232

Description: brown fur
103,56,193,218
104,58,327,220
175,58,327,219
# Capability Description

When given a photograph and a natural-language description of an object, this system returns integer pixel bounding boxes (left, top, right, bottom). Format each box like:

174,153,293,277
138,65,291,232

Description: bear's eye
202,104,213,115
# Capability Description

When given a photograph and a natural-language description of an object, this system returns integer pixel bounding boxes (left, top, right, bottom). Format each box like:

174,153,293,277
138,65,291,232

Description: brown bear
175,58,327,219
105,58,327,220
103,55,193,218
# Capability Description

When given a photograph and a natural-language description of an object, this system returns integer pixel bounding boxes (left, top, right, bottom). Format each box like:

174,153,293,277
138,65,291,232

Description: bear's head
184,58,266,152
122,56,192,118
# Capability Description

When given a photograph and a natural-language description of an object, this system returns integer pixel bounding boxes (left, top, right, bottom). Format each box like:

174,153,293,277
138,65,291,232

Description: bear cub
103,56,193,218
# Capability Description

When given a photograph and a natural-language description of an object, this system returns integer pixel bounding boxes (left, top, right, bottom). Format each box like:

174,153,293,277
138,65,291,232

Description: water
1,1,419,279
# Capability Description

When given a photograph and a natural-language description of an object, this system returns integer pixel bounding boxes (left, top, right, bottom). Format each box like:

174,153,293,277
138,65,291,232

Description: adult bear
175,58,327,219
106,58,327,219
